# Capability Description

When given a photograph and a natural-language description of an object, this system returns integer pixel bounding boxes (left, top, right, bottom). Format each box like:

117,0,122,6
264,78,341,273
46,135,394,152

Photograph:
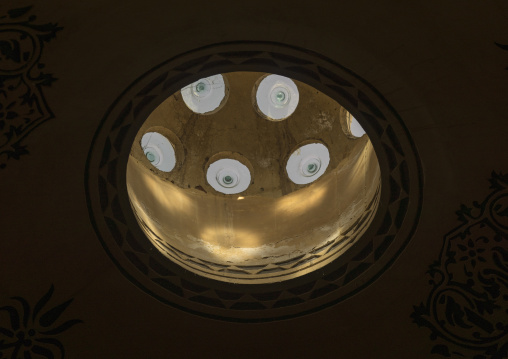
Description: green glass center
196,82,206,92
146,152,156,162
307,163,318,173
276,91,285,102
223,175,233,184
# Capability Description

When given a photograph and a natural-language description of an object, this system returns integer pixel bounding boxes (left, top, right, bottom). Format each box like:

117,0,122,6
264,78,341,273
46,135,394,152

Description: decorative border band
85,41,423,322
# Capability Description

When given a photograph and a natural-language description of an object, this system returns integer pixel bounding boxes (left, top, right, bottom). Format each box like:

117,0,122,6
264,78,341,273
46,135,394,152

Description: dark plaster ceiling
1,1,508,358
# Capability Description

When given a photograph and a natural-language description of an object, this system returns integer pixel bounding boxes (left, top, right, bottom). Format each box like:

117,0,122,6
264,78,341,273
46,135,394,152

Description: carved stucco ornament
412,172,508,359
0,6,61,169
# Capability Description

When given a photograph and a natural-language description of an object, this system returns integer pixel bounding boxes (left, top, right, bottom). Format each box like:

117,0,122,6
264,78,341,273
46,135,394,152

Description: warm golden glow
128,161,193,216
126,71,382,284
274,180,328,216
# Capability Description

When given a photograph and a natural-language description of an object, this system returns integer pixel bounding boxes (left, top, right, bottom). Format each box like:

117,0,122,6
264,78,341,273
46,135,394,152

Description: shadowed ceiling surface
0,1,507,358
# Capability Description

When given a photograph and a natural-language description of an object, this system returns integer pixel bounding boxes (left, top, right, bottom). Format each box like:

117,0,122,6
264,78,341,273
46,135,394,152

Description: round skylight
140,132,176,172
255,74,299,121
181,74,227,114
286,143,330,185
350,116,366,138
206,158,251,194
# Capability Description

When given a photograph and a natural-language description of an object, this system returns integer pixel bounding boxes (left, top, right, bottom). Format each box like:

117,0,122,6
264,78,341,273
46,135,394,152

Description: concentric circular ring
85,42,423,322
255,74,299,121
286,143,330,185
206,158,251,194
140,132,176,172
181,74,227,114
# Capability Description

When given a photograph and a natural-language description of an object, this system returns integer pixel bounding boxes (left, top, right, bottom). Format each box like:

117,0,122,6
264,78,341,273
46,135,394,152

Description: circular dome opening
140,132,176,172
286,142,330,185
253,74,299,121
126,71,381,284
206,157,252,194
181,74,229,114
340,108,366,139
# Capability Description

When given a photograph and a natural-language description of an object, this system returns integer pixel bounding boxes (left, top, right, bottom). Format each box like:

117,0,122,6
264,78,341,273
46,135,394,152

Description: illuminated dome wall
126,72,381,283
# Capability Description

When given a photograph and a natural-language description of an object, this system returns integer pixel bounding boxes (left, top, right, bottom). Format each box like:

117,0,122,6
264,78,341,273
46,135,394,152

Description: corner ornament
0,6,62,169
0,285,82,359
412,172,508,359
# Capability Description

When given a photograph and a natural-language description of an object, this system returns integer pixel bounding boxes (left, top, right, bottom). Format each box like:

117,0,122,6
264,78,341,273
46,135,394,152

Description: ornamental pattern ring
85,41,423,322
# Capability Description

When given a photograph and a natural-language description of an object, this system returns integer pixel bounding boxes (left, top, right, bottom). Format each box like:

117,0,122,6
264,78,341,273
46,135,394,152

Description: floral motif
412,172,508,359
0,6,62,169
0,285,82,359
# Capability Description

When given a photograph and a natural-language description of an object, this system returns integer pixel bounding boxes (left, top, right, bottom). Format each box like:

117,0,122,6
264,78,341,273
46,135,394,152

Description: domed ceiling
0,1,507,358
